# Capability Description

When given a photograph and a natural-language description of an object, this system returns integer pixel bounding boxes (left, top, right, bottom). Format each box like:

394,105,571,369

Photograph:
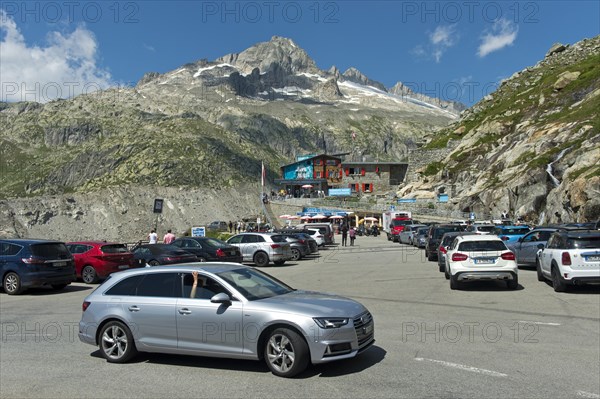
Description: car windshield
458,241,508,252
30,243,71,258
270,235,288,243
567,236,600,249
217,268,294,300
391,220,412,227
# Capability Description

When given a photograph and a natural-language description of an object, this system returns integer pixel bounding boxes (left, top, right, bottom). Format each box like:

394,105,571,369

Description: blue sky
1,1,599,105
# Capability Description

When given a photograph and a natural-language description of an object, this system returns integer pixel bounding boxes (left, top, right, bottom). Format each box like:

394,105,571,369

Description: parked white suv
226,233,292,267
445,235,518,290
536,229,600,292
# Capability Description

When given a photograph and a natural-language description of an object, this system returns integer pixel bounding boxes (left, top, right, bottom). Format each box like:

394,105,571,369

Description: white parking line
577,391,600,399
414,357,507,378
518,321,561,326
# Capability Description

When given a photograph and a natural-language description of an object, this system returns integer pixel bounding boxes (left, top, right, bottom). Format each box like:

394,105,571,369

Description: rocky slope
0,36,459,240
402,36,600,223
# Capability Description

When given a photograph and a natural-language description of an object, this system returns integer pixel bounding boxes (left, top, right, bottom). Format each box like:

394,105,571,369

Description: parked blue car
493,226,531,244
0,239,76,295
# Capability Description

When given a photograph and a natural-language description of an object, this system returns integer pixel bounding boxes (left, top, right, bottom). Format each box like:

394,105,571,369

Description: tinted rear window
30,243,71,258
458,241,507,252
433,226,464,239
101,244,129,254
476,225,496,232
271,235,288,243
567,236,600,249
105,275,144,296
497,227,530,235
201,238,229,248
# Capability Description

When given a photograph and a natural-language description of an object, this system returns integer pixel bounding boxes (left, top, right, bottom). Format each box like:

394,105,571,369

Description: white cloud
430,25,458,47
478,19,519,57
0,11,113,103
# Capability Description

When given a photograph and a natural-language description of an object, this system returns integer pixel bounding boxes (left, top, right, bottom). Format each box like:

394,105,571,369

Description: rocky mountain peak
216,35,318,75
342,67,387,91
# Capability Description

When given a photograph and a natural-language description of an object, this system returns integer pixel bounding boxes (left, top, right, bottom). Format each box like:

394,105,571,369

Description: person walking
349,226,356,246
148,229,158,244
163,229,175,244
341,224,349,247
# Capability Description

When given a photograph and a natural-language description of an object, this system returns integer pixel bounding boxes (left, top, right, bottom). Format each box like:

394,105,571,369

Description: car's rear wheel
82,265,99,284
438,262,445,273
551,266,568,292
3,272,23,295
450,274,460,290
291,248,301,261
254,252,269,267
148,260,160,266
444,266,450,280
507,276,519,290
264,328,309,378
536,259,544,281
99,321,138,363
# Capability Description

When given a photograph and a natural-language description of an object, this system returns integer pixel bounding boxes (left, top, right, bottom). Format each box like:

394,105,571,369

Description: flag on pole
261,161,266,188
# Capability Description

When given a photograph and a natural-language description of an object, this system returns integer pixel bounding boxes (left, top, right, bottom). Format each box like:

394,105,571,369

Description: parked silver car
506,228,558,266
78,264,375,377
226,233,292,266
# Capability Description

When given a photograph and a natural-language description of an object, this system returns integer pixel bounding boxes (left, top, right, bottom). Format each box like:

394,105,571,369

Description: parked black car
170,237,243,263
275,230,318,254
0,239,76,295
131,244,197,266
425,224,467,261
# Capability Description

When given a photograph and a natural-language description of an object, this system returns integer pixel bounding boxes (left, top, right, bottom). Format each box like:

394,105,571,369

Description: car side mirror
537,244,545,250
210,292,231,304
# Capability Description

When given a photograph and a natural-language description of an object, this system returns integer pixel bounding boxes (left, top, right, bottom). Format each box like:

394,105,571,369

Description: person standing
228,221,233,233
341,224,349,247
163,229,175,244
148,229,158,244
349,226,356,246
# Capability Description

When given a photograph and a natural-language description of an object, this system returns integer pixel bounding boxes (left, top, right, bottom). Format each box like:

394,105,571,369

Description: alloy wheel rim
102,325,128,359
83,267,94,283
5,275,18,292
267,334,295,372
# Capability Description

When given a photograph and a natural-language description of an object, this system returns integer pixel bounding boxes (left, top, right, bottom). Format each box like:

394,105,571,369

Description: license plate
53,261,66,267
586,256,600,262
118,265,129,269
474,258,495,264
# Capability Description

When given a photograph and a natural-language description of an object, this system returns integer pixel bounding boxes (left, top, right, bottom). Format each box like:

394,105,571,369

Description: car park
493,225,531,243
227,233,292,266
425,224,466,261
131,244,198,266
0,239,76,295
170,237,243,263
66,241,139,284
445,235,518,290
78,263,375,378
506,228,558,266
536,229,600,292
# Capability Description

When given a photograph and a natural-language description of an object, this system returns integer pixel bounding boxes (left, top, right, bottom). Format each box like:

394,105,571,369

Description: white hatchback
445,235,518,290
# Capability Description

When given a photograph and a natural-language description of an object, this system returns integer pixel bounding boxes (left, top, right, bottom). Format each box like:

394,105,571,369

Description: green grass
422,161,444,176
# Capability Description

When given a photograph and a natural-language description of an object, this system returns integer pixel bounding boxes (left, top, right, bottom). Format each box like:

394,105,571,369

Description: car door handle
178,308,192,315
128,306,140,312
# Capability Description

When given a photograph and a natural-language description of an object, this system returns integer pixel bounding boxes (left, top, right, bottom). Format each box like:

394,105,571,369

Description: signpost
152,198,164,232
191,227,206,237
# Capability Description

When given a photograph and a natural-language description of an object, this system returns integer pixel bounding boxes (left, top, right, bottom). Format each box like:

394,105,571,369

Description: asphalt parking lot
1,235,599,398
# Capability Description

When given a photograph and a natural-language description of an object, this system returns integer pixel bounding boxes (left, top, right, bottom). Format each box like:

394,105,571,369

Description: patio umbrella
312,214,327,219
364,217,379,222
329,215,344,219
279,214,292,219
287,215,300,220
300,215,312,220
301,184,313,189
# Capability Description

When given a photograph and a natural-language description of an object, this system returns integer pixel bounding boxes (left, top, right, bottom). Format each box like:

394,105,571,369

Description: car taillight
82,301,90,312
298,239,305,244
452,253,468,261
439,245,447,254
271,244,281,249
216,248,226,257
21,257,46,264
500,236,509,241
501,252,516,261
561,252,572,266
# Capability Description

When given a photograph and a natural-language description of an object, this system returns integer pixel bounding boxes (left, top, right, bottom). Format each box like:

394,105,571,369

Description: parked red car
66,241,140,284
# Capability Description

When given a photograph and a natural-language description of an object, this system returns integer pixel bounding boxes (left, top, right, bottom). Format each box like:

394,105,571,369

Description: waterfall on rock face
546,148,570,187
538,211,546,226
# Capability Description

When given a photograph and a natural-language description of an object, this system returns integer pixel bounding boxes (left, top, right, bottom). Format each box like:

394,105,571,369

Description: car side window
136,273,179,297
0,243,23,256
182,273,231,300
105,275,145,296
228,236,242,244
546,235,557,249
242,235,258,244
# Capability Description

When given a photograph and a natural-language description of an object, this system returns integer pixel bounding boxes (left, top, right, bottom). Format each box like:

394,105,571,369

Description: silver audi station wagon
79,263,375,377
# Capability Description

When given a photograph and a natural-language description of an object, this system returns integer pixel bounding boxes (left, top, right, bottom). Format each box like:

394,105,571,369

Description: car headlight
313,317,350,329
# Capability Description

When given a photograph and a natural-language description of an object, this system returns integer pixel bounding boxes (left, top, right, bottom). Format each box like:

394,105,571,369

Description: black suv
1,239,76,295
425,224,467,261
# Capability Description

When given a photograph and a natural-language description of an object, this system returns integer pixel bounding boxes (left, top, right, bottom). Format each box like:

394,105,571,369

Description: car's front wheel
99,321,138,363
551,266,568,292
3,272,23,295
264,328,309,378
291,248,301,261
254,252,269,267
82,265,98,284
